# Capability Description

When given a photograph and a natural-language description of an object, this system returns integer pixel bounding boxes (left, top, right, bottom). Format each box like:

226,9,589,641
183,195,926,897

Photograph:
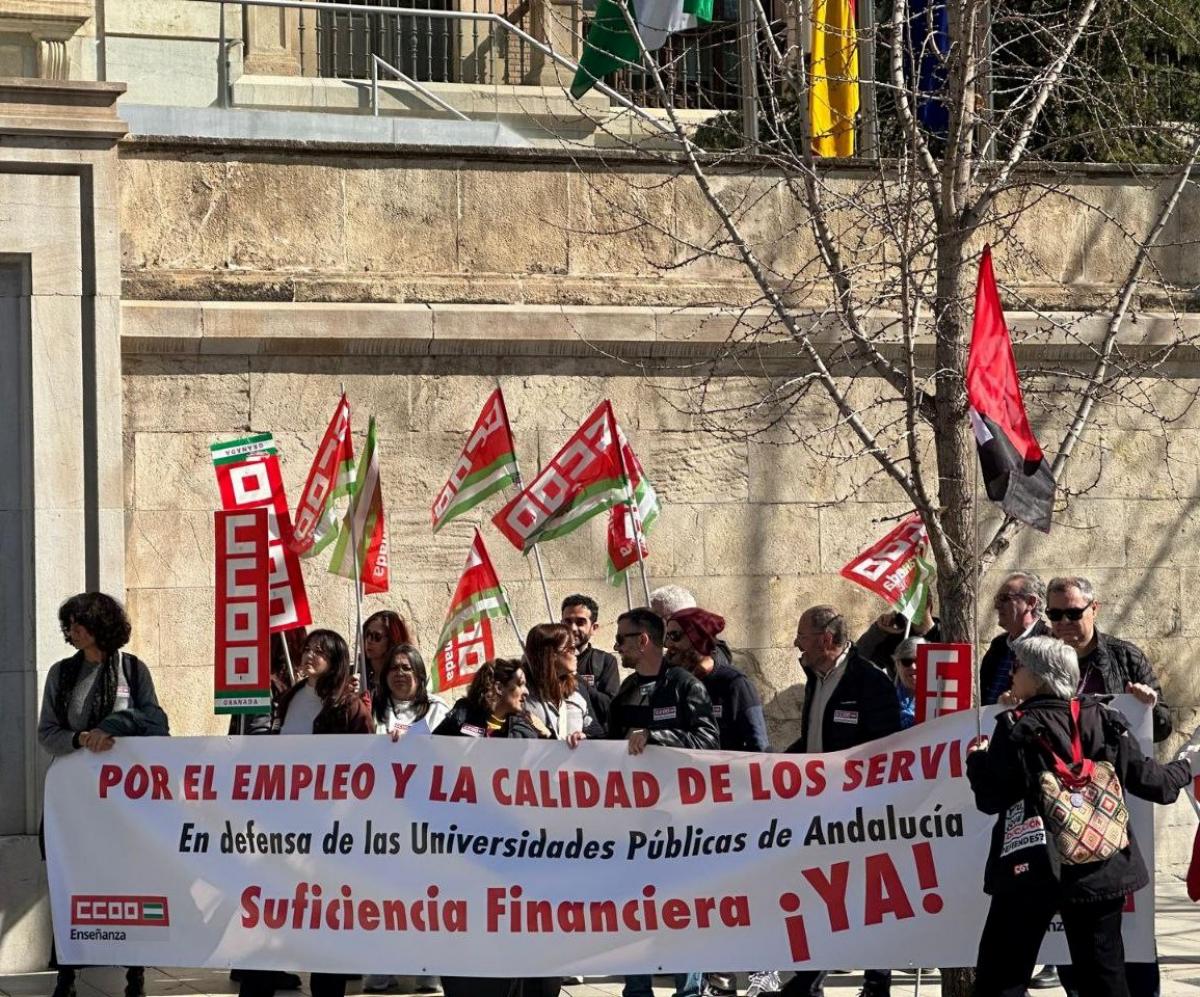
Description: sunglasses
615,631,643,644
664,629,685,641
897,658,917,667
1047,602,1093,622
365,630,388,641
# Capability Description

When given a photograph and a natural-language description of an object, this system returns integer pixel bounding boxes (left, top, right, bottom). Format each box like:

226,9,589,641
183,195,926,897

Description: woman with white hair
966,636,1200,997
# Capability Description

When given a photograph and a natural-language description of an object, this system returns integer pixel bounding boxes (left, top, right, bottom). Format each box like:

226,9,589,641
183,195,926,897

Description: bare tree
550,0,1200,990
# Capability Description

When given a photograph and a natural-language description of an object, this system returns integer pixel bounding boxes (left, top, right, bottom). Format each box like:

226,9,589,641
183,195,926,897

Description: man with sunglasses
608,608,718,997
1045,576,1170,742
981,571,1052,707
1044,576,1170,997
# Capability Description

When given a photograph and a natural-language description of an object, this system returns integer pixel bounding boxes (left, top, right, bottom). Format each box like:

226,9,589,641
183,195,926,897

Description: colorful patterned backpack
1033,698,1130,865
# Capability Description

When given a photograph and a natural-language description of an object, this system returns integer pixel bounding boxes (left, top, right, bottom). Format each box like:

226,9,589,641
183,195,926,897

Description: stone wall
117,140,1200,865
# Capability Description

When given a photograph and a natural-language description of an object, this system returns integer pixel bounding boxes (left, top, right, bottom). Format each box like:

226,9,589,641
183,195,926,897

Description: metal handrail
371,53,469,120
198,0,678,136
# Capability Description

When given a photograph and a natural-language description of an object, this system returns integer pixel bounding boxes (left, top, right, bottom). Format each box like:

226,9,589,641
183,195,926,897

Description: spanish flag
810,0,860,157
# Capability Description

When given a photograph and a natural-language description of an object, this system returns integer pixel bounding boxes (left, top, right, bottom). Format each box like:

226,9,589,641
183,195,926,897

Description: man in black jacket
787,605,901,756
610,608,718,997
1045,575,1171,997
781,605,900,997
562,594,621,720
608,608,719,752
1046,576,1170,742
980,570,1051,707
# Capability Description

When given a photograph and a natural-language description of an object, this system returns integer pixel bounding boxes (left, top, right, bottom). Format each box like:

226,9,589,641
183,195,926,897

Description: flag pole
624,569,634,612
613,417,652,606
498,573,525,651
346,406,367,693
496,380,555,623
281,632,296,685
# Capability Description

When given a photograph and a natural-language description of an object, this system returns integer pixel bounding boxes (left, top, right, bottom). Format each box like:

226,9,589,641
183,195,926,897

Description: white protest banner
44,701,1155,974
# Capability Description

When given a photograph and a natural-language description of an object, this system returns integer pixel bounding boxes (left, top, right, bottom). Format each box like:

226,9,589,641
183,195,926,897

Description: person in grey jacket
39,592,168,997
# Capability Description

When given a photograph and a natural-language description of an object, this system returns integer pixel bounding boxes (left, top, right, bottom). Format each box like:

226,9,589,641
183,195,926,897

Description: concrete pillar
243,4,303,76
0,77,126,974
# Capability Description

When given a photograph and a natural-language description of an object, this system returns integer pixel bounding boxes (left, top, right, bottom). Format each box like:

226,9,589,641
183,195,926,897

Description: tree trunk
932,235,979,997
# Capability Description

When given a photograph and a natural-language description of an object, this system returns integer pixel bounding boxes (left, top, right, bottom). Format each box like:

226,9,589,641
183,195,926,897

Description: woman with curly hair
362,609,414,695
434,660,554,997
523,622,604,744
39,592,168,997
433,657,546,739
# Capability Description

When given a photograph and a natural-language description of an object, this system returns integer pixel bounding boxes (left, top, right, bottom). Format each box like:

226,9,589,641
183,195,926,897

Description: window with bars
315,0,535,85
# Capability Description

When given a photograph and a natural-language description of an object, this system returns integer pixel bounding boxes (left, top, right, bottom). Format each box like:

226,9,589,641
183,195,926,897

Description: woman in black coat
435,658,556,997
39,592,169,997
966,636,1199,997
434,656,547,740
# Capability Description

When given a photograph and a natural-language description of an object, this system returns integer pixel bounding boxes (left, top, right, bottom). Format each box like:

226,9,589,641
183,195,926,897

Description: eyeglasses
664,629,685,641
615,631,643,644
1047,603,1093,622
993,593,1027,605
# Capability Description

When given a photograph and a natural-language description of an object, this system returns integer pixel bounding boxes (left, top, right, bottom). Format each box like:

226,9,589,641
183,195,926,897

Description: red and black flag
965,246,1054,533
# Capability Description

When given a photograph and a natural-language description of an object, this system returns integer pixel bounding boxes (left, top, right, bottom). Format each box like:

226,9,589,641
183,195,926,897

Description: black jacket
434,700,546,739
1081,631,1171,743
979,620,1052,706
698,661,770,752
787,646,901,754
607,661,720,750
967,695,1189,901
576,646,621,725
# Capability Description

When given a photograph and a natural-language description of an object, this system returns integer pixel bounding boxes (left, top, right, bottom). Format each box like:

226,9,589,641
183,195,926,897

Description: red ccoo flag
966,246,1054,533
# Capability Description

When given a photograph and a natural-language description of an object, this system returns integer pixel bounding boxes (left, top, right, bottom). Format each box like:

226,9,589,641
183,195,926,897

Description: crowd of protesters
38,573,1200,997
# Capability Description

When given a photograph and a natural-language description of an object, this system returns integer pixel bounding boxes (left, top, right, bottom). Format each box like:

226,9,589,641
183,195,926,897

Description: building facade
1,0,1199,973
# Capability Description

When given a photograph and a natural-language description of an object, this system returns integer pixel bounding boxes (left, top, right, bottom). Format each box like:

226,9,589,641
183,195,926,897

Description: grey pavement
3,876,1197,997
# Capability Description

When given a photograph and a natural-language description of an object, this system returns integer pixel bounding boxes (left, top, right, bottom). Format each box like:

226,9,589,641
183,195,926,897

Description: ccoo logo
71,895,170,927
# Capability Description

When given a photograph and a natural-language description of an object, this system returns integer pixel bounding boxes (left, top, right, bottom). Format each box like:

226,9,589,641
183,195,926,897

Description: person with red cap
666,608,769,753
664,607,771,997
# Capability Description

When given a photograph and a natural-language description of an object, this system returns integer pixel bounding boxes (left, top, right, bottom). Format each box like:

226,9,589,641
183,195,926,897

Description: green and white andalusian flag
570,0,714,99
328,415,388,594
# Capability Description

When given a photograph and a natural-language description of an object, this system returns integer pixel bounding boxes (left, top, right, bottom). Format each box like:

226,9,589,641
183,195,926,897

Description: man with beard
665,608,769,752
561,594,620,724
609,607,718,997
